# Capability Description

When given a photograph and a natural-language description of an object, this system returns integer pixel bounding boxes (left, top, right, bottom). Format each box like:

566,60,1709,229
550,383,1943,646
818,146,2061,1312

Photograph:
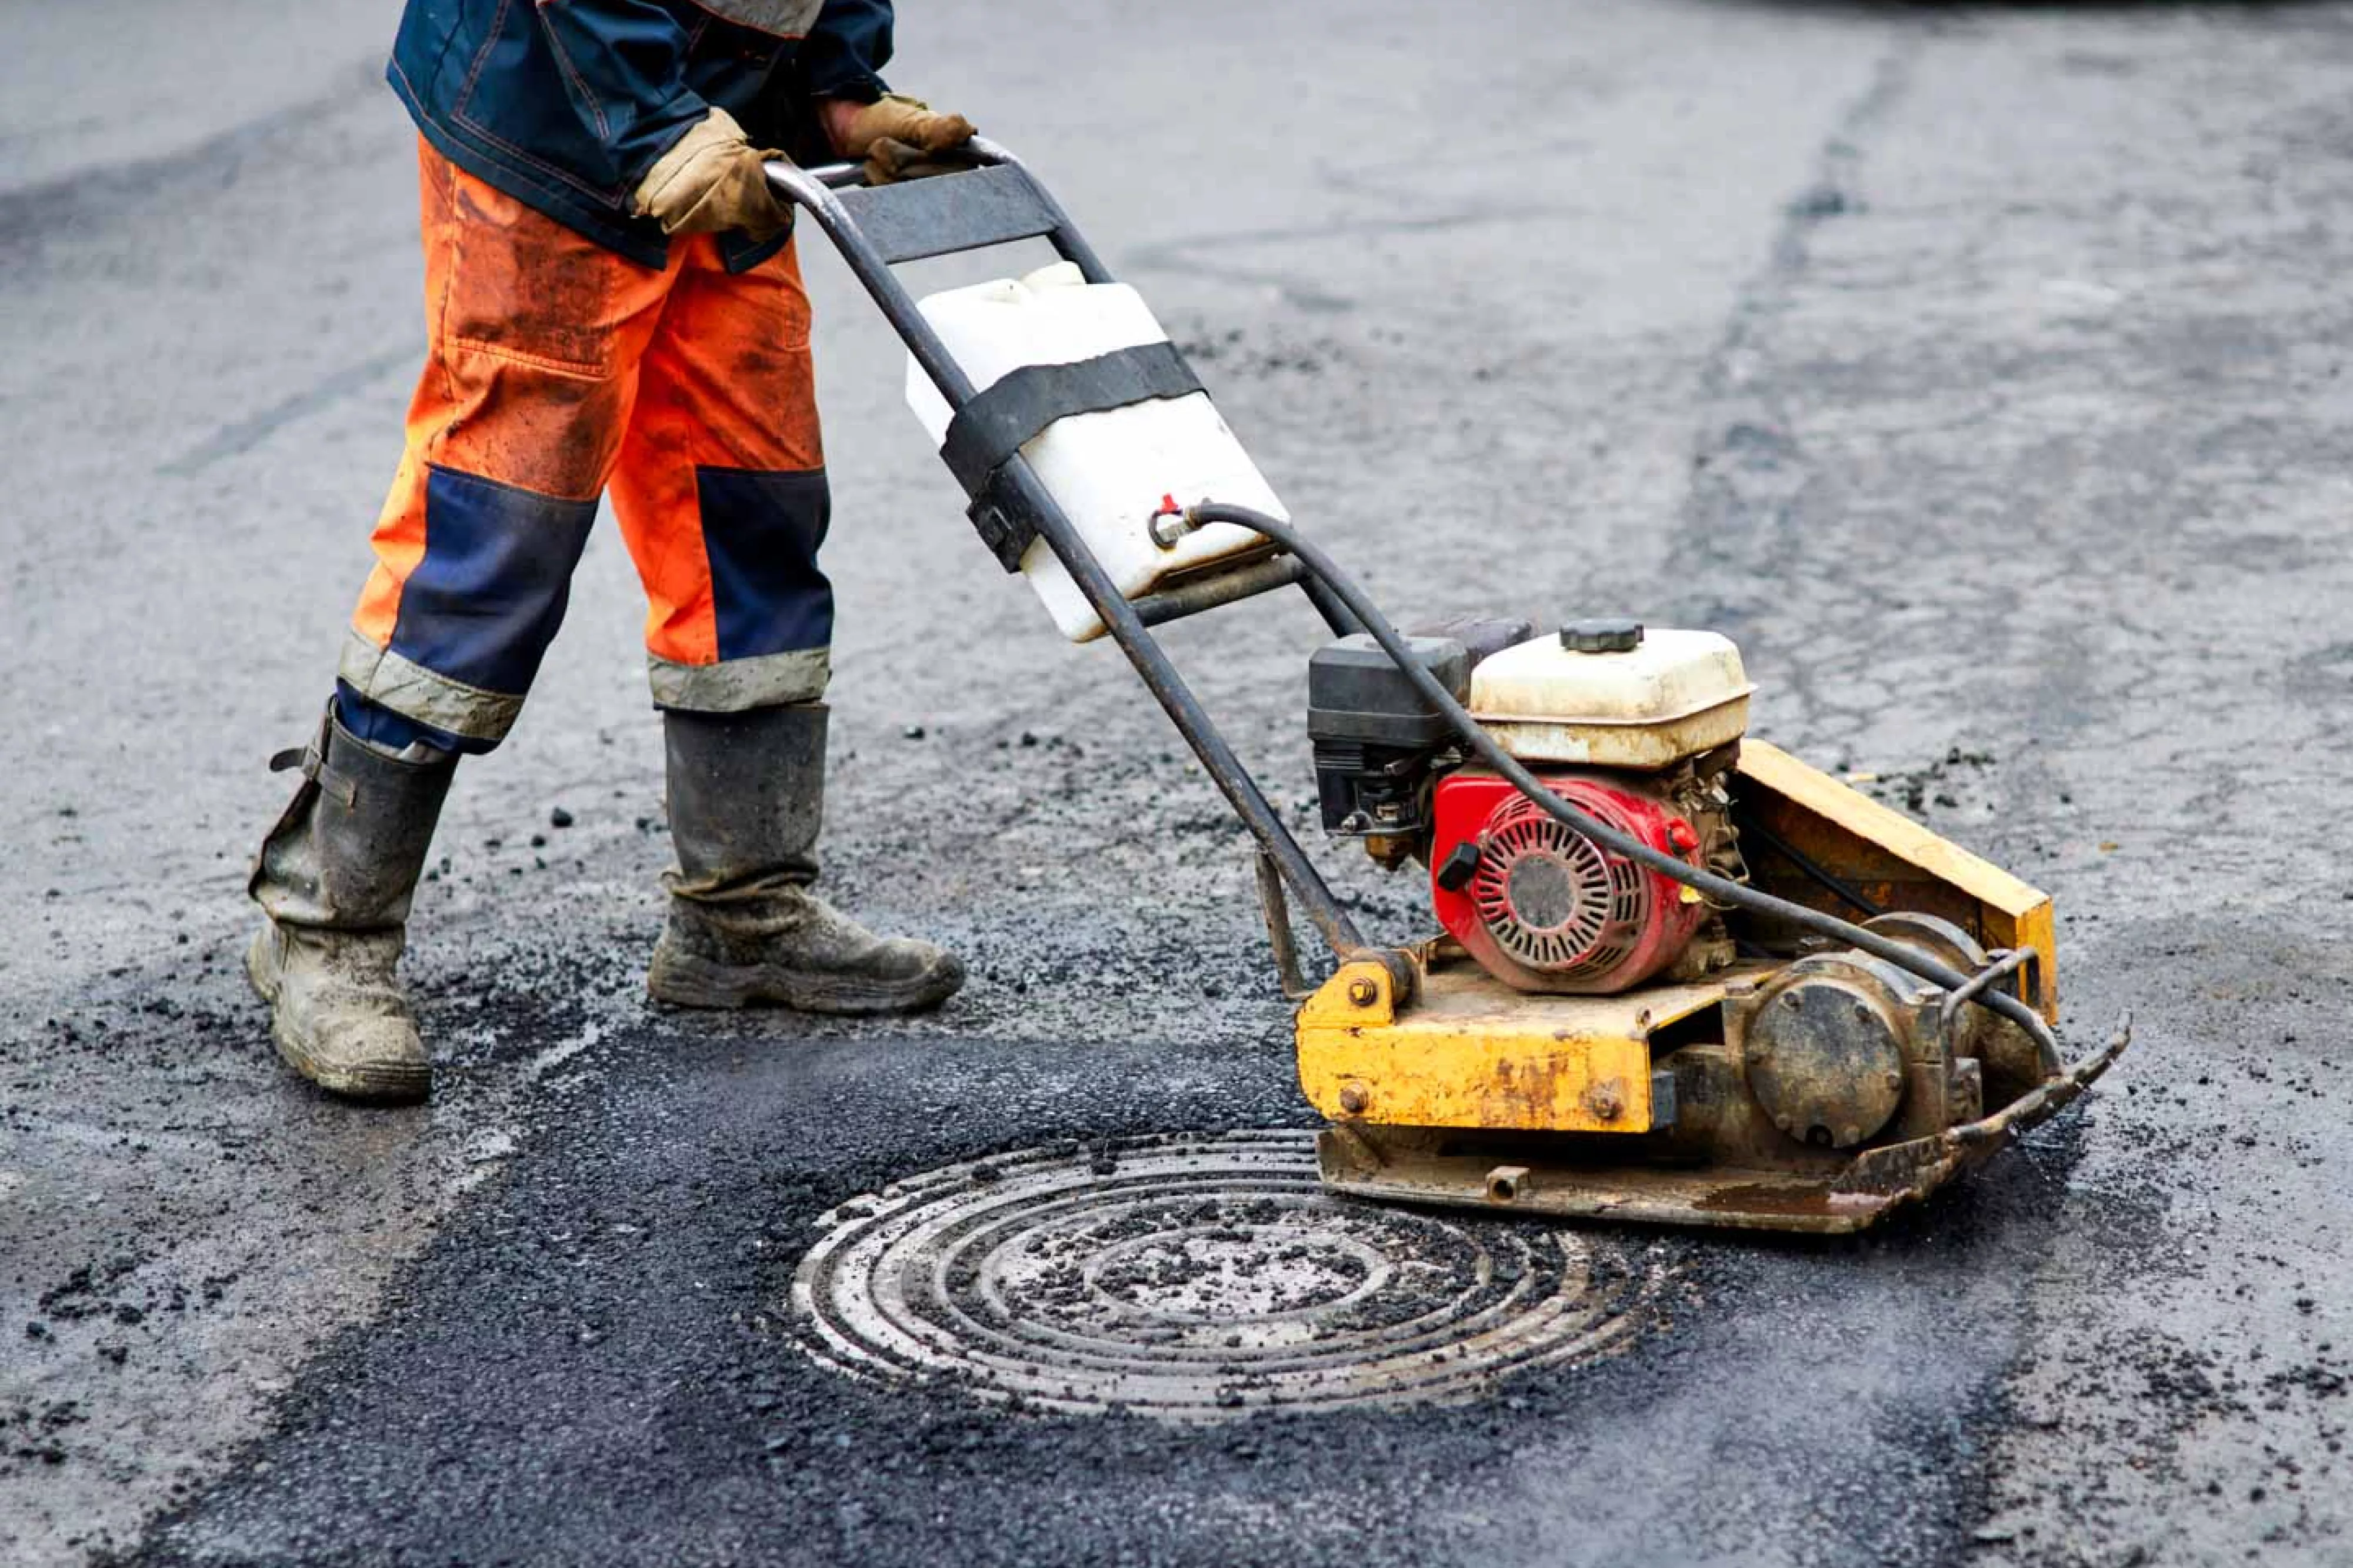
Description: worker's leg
341,147,672,753
611,234,962,1015
248,140,675,1099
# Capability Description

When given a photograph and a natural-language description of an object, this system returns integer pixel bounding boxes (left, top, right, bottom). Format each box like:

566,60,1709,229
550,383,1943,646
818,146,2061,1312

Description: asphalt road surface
5,2,2351,1564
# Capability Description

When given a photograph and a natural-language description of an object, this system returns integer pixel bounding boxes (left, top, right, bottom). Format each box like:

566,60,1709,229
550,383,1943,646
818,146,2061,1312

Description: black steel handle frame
765,141,1369,969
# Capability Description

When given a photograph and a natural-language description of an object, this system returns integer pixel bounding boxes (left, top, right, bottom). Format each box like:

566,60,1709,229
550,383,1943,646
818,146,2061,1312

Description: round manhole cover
790,1129,1661,1420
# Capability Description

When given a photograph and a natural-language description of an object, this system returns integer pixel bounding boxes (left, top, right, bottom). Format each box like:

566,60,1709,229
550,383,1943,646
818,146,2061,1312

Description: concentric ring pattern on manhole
790,1129,1662,1420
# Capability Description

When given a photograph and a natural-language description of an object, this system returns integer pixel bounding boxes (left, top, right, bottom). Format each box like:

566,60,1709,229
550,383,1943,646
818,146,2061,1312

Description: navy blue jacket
389,0,894,271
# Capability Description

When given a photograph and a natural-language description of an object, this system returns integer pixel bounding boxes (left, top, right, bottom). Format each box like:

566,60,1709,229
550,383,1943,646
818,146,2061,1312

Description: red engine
1430,770,1709,995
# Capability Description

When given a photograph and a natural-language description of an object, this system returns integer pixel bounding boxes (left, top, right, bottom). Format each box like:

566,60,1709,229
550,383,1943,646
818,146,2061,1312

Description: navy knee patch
389,466,599,696
696,466,834,662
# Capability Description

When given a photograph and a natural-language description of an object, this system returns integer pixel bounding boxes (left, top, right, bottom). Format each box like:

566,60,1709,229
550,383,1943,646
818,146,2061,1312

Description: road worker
247,0,973,1102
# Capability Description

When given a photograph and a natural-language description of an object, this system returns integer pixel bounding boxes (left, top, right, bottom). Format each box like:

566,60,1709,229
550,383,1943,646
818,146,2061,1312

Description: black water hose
1182,501,2062,1065
1739,815,1887,920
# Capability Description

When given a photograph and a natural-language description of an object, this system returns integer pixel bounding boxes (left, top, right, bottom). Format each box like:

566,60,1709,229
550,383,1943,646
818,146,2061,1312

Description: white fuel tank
905,262,1287,642
1469,622,1754,769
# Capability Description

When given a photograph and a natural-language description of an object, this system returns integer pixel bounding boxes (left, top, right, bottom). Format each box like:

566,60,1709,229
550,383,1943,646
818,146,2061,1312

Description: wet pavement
4,2,2350,1564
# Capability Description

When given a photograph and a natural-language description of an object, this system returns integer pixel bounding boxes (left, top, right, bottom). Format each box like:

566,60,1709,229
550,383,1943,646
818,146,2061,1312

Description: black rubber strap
941,342,1204,496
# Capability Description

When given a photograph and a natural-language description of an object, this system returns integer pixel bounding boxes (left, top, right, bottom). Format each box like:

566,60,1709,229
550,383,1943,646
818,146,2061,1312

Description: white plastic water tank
904,262,1288,642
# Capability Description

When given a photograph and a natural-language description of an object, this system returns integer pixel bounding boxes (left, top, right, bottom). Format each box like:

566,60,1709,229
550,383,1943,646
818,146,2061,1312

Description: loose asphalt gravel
3,2,2350,1564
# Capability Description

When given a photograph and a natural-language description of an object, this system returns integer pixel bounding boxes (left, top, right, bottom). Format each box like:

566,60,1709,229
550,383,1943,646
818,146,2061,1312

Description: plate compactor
766,145,2129,1235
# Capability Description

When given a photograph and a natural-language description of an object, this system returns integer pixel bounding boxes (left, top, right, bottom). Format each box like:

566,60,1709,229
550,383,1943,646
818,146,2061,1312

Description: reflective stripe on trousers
342,138,833,749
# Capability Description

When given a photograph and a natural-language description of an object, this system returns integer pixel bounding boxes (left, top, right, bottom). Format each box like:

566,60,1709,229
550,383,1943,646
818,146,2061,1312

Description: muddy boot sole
645,939,964,1017
245,928,432,1104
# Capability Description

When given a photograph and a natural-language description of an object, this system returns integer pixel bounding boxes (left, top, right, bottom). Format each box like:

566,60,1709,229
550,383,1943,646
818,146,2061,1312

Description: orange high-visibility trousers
338,139,832,752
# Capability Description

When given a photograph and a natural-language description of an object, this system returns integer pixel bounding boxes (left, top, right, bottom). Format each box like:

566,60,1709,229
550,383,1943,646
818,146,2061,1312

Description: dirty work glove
632,107,789,238
833,94,976,184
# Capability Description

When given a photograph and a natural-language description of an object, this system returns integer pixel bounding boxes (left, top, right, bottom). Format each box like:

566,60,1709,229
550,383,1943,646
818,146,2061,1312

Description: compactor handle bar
786,153,956,191
762,142,1371,963
791,158,874,189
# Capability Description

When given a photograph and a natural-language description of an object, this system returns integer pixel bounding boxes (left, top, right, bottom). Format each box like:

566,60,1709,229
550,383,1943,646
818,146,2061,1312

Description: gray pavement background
2,2,2349,1564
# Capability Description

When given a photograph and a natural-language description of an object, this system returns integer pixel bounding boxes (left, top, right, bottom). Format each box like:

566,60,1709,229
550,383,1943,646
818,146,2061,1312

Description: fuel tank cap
1561,619,1644,654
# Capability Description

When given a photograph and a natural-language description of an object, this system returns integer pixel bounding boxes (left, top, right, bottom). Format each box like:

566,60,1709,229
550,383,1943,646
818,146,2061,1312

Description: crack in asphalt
0,55,386,265
155,345,416,478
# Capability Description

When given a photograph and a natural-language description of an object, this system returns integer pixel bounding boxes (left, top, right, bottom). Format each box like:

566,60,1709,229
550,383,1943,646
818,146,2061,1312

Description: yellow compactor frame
1296,742,2125,1233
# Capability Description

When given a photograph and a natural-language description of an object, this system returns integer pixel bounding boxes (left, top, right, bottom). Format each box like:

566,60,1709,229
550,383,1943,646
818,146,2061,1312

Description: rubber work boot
245,704,456,1102
646,704,964,1015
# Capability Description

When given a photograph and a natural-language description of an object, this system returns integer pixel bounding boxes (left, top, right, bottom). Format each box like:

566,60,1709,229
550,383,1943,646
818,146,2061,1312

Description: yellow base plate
1296,952,1775,1134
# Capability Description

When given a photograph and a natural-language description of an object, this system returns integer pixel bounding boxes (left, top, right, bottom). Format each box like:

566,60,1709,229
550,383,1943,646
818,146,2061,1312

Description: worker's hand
632,108,790,239
824,93,976,184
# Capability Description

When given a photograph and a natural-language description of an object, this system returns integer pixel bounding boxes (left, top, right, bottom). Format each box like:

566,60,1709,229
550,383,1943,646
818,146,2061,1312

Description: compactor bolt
1347,977,1380,1008
1884,1069,1905,1091
1338,1083,1370,1115
1840,1125,1862,1145
1147,501,1193,550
